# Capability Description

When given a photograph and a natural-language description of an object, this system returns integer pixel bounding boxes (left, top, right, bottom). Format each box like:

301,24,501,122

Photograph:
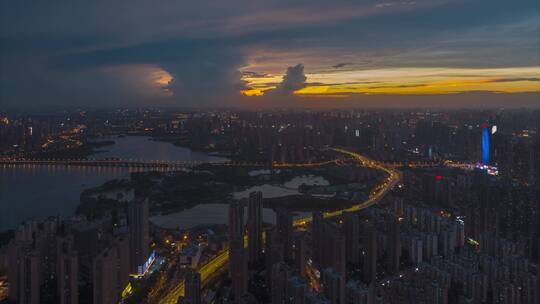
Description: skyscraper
17,249,40,304
312,211,324,268
56,236,79,304
386,217,401,274
343,211,360,265
363,223,377,284
293,233,307,278
93,247,119,304
327,230,346,277
247,191,263,263
229,201,248,299
113,235,131,297
128,197,149,274
276,207,293,261
266,228,284,286
183,269,201,304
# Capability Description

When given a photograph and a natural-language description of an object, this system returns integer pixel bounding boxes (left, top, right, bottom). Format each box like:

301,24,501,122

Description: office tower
362,224,377,284
322,268,345,304
183,269,201,304
229,201,248,299
92,247,120,304
386,217,400,274
248,191,263,263
293,233,307,278
276,207,293,261
128,197,149,274
343,211,360,265
312,211,324,268
286,276,307,304
57,236,79,304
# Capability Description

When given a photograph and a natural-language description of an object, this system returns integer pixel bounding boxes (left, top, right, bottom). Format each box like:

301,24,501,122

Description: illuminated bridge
0,158,230,169
0,158,342,169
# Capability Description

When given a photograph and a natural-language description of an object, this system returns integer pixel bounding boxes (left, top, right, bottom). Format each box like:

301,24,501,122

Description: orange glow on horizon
241,66,540,97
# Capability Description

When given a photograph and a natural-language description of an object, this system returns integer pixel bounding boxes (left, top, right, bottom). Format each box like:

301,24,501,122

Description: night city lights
1,1,539,304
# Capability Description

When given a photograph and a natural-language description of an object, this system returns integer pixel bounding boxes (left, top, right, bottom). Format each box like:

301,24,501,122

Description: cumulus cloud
266,64,307,95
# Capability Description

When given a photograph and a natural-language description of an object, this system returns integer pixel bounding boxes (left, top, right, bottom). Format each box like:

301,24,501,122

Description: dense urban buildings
0,108,539,304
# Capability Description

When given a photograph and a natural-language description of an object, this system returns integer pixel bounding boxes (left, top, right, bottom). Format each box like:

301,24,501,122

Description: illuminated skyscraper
482,124,490,165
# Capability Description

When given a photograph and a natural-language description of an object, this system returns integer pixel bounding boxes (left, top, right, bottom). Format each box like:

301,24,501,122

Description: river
0,136,226,231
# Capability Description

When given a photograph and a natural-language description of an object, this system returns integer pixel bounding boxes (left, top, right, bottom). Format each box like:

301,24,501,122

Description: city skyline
1,1,540,303
0,108,539,303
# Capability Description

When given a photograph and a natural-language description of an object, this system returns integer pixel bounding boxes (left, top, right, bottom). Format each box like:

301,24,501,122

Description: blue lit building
481,124,490,164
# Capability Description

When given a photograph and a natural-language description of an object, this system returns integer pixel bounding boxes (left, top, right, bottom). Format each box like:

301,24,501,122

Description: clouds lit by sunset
1,0,539,107
241,66,540,97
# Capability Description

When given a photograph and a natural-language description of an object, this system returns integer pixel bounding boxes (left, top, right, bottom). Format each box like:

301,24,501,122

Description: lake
0,136,226,231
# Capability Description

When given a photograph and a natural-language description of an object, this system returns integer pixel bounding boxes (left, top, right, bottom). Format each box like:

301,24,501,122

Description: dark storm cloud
266,64,307,95
0,0,539,107
49,37,249,105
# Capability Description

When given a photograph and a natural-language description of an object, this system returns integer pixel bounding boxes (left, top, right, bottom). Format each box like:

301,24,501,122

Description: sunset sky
1,0,539,108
